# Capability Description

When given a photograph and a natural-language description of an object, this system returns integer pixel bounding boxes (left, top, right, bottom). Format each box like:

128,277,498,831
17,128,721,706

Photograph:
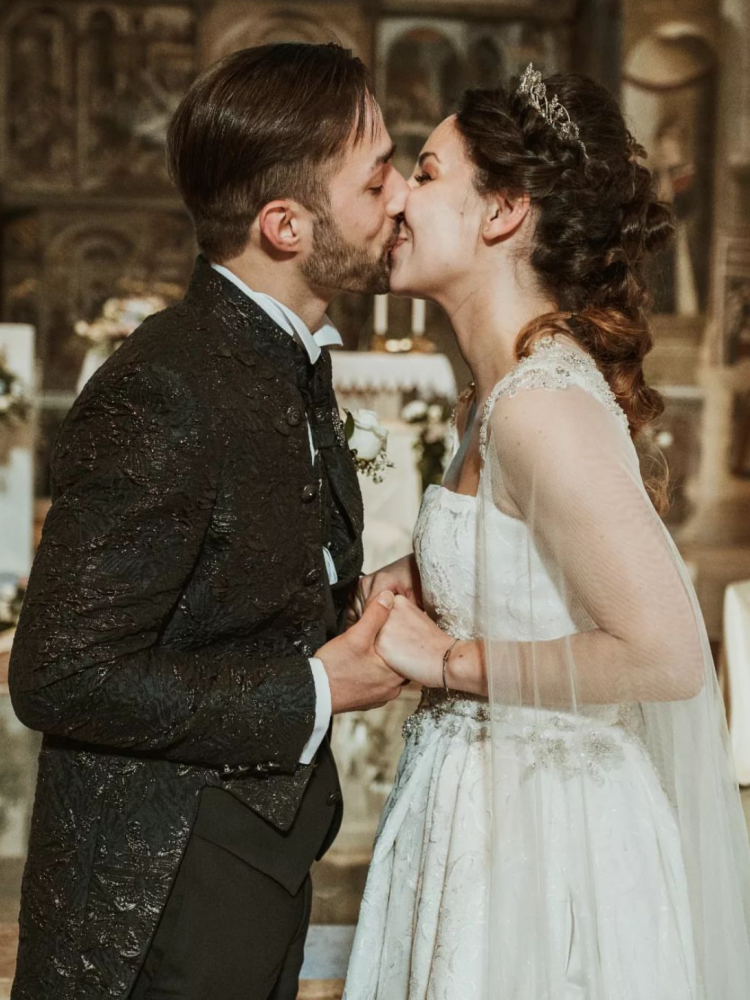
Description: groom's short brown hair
167,42,377,262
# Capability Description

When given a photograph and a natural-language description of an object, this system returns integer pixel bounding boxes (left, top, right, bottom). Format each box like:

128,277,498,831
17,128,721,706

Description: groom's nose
385,166,409,219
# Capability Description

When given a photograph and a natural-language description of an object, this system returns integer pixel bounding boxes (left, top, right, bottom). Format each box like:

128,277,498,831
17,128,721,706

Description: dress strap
479,336,629,461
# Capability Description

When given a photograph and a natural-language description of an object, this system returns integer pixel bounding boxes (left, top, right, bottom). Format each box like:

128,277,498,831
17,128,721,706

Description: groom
9,43,408,1000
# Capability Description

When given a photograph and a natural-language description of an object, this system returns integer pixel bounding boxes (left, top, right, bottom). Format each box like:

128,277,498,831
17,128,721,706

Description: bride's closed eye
413,172,431,184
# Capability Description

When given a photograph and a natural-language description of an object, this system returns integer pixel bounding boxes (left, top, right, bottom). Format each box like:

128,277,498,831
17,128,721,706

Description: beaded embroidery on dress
344,337,697,1000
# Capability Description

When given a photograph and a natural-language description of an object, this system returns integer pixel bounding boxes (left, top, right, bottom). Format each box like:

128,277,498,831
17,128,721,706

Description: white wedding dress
343,339,700,1000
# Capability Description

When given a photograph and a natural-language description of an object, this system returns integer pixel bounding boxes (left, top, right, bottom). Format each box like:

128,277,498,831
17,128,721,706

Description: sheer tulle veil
478,336,750,998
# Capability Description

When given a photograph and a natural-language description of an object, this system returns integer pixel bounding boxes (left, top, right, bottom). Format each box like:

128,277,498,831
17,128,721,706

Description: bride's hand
374,595,454,688
361,553,423,612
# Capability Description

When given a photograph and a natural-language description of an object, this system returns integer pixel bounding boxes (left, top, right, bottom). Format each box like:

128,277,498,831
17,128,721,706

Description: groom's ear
257,200,311,255
481,192,531,244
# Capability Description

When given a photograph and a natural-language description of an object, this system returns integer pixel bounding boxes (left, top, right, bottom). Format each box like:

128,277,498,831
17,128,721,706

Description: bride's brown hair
455,75,673,512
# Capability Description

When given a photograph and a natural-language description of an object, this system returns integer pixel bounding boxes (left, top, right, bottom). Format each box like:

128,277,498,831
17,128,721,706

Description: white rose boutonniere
344,408,393,483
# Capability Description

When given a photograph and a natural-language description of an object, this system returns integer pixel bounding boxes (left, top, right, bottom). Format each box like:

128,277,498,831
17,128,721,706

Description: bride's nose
385,167,409,219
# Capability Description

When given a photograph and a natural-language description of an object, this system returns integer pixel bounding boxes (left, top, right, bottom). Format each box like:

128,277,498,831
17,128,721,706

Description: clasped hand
375,592,455,689
319,555,457,715
349,554,455,690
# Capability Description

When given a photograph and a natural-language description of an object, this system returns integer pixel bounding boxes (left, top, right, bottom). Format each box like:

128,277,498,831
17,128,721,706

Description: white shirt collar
211,262,343,364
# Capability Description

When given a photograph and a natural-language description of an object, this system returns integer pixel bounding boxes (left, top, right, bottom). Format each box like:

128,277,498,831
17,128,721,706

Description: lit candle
374,294,388,335
412,298,426,336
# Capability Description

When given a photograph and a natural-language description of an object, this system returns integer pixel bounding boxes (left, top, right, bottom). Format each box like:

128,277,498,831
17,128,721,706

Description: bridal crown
518,63,587,158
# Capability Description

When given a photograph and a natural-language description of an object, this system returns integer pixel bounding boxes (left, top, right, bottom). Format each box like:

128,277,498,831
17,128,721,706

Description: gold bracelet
442,638,459,694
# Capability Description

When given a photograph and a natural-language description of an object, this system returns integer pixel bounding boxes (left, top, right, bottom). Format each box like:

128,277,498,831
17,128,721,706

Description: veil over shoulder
478,335,750,999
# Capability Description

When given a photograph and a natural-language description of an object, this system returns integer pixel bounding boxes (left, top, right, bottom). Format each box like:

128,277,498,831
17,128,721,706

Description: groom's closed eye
366,144,398,193
367,167,385,194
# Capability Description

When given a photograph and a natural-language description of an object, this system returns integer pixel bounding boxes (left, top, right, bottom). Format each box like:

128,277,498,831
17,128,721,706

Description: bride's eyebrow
417,152,440,167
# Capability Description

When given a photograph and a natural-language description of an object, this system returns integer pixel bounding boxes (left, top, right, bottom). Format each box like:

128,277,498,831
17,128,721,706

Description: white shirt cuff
299,657,332,764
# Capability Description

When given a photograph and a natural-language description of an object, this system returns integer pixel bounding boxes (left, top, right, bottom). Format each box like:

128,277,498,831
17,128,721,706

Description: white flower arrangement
0,574,25,631
75,294,169,347
0,354,30,429
344,408,393,483
401,395,454,491
75,279,182,350
401,399,428,422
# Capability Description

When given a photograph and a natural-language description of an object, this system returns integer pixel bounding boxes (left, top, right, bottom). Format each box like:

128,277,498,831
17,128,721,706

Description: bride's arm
377,568,704,705
445,627,702,704
377,387,706,704
481,386,705,704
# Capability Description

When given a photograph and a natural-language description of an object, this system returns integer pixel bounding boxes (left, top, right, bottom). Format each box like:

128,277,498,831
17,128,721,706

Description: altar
332,350,457,573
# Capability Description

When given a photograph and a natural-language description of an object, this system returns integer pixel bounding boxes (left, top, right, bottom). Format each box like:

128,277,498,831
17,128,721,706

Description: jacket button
304,567,321,586
302,483,318,503
286,406,302,427
327,791,341,806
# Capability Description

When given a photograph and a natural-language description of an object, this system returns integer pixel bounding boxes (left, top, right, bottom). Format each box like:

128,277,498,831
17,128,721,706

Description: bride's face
389,116,487,299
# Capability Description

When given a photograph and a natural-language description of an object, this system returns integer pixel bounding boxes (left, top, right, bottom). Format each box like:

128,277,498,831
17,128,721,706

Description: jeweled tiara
518,63,587,157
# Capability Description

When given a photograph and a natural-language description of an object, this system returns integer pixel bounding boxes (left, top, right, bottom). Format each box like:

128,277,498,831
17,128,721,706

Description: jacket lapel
308,351,364,542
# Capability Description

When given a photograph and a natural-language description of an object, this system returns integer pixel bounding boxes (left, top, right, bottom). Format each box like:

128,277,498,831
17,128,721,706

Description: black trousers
128,829,313,1000
129,747,340,1000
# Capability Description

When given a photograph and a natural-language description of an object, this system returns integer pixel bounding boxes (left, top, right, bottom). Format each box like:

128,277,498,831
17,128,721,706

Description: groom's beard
302,209,397,295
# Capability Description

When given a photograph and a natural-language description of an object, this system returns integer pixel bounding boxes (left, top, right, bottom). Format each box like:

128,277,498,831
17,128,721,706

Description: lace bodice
414,482,595,645
413,336,629,644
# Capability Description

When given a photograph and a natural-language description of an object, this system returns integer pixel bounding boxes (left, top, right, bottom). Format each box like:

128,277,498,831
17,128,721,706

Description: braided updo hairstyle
455,74,673,510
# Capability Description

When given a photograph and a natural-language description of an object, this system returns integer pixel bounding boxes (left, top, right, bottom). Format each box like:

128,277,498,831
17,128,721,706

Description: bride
344,67,750,999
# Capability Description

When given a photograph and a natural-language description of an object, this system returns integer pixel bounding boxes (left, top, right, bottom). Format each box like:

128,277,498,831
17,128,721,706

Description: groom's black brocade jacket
8,256,364,999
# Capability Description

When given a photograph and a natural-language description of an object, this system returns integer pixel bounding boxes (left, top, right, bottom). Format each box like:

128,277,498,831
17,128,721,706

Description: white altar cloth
332,350,456,399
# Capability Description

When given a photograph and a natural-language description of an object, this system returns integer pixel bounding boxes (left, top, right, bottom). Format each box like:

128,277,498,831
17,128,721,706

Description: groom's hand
317,591,406,714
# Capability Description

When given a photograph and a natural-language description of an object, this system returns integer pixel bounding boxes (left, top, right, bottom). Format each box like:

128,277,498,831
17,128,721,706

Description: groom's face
301,106,408,295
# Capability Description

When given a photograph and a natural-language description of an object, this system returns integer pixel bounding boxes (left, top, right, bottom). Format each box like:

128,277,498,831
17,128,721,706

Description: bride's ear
481,192,531,244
